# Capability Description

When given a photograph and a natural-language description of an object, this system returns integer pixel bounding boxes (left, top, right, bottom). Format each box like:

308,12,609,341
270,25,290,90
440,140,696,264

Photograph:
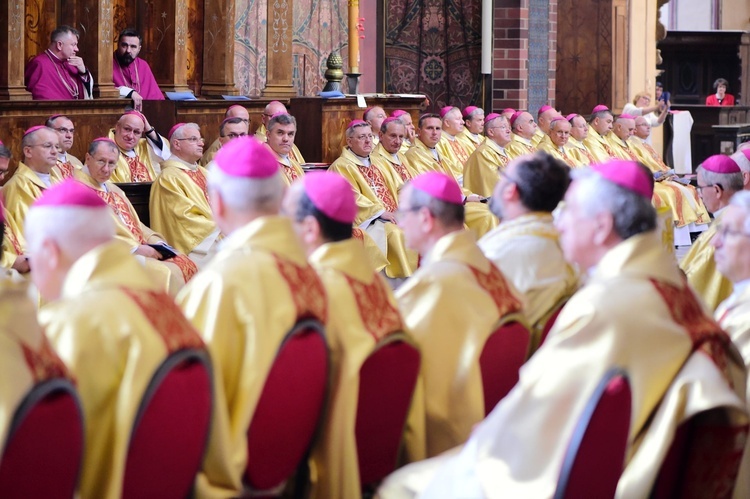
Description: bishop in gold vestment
108,111,169,183
583,106,616,163
177,137,327,498
462,113,512,197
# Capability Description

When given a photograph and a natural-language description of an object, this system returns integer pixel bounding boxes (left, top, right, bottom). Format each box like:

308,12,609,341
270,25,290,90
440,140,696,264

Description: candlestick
348,0,360,73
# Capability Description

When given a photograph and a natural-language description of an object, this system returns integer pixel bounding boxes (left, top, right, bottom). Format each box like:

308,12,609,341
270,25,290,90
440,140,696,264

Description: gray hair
88,139,120,157
571,168,656,239
410,186,464,229
267,113,297,132
51,25,79,43
697,165,744,193
381,118,405,135
21,126,55,149
207,166,284,213
346,122,371,138
171,123,201,141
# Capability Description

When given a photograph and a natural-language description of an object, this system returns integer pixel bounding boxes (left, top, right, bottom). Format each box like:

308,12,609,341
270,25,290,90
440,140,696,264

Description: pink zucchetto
303,171,357,224
347,119,368,130
743,148,750,162
213,135,279,178
91,137,117,146
591,105,610,114
701,154,741,174
391,109,409,118
591,160,653,200
123,110,147,125
502,108,516,115
23,125,46,137
566,113,579,122
33,179,108,209
168,123,186,141
440,106,455,119
618,113,636,120
509,111,524,127
411,171,463,205
485,113,502,123
362,107,374,121
538,105,553,116
381,116,402,128
549,115,566,125
462,106,479,118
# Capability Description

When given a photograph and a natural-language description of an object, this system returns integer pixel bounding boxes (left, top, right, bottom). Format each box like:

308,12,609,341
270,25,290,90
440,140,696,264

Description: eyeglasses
716,223,750,239
54,127,75,134
697,183,723,191
222,132,247,139
352,133,374,141
31,143,57,150
176,137,205,143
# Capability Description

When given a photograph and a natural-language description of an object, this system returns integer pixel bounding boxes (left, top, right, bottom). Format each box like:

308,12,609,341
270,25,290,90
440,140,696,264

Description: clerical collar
57,153,67,162
279,155,291,166
390,152,401,164
169,154,199,171
430,148,440,161
353,152,371,166
469,132,480,140
33,171,52,188
444,132,456,141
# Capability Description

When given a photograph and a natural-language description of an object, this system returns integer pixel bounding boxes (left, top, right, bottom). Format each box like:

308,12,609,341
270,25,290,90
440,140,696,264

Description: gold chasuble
254,124,306,164
200,138,222,167
329,147,417,278
478,212,579,348
380,231,745,498
1,216,22,269
372,142,415,184
2,162,50,254
536,136,577,168
0,271,72,449
177,216,327,498
607,133,640,162
405,139,498,239
456,128,484,156
40,241,206,499
716,283,750,499
149,159,218,257
74,169,197,294
463,139,510,198
53,153,83,181
396,230,523,458
271,149,305,186
630,137,709,228
437,134,471,174
566,137,594,166
505,134,536,160
681,211,733,311
307,238,413,499
107,129,162,183
582,126,616,163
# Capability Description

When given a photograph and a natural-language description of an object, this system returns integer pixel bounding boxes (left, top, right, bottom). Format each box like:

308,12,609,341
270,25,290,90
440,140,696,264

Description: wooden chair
121,348,213,499
479,313,531,416
244,319,328,495
554,368,632,499
0,378,84,498
355,333,421,493
650,407,749,499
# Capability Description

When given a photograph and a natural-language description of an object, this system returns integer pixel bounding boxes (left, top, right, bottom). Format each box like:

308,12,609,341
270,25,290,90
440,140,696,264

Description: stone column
0,0,31,100
261,0,297,97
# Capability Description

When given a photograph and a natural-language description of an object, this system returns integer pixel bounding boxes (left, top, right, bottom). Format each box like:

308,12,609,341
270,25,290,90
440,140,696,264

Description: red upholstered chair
0,378,84,498
355,333,421,492
121,348,213,499
650,407,748,499
479,314,531,415
554,368,632,499
245,319,328,494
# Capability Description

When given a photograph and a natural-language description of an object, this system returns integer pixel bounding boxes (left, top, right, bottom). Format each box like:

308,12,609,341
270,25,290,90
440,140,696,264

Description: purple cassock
113,56,165,100
25,50,91,100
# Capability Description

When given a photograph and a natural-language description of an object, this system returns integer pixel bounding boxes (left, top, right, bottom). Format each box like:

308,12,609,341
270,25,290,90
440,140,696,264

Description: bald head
225,105,250,122
612,116,635,141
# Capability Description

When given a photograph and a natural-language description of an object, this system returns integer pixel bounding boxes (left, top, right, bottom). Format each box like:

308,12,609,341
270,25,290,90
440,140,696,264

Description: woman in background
706,78,735,106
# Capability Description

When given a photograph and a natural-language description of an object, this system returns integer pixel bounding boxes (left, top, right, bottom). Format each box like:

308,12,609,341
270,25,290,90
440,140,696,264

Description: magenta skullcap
23,125,47,137
91,137,117,146
33,179,108,209
618,113,636,120
592,105,610,114
701,155,741,174
502,108,516,115
214,135,279,178
347,119,368,130
382,116,403,128
485,113,502,123
303,171,357,224
566,113,579,122
538,105,553,117
591,160,653,200
362,107,374,121
391,109,409,118
742,148,750,162
411,171,463,205
509,111,524,127
123,110,147,125
168,123,187,141
440,106,455,119
462,106,479,118
549,115,567,125
48,114,65,122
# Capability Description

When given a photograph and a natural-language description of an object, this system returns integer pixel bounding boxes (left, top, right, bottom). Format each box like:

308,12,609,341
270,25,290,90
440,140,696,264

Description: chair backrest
479,316,531,415
554,368,632,499
355,333,421,490
121,348,213,499
650,407,749,499
537,297,569,349
0,378,84,499
245,319,328,491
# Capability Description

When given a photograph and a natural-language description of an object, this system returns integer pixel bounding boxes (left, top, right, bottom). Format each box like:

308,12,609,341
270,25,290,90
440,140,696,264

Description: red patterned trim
273,255,328,323
344,273,403,341
469,263,522,317
21,335,71,383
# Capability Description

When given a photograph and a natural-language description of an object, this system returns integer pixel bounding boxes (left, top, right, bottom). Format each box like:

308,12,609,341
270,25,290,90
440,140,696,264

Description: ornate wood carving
0,0,31,99
262,0,297,97
200,0,238,96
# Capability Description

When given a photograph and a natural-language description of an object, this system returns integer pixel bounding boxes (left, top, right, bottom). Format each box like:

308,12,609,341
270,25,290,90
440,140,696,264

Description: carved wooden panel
112,0,135,44
136,0,175,86
24,0,58,64
555,0,612,113
186,0,203,95
0,1,30,99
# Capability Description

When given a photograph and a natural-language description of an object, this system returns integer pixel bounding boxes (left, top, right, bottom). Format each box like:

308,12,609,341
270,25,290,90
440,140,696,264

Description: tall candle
348,0,360,73
481,0,491,74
